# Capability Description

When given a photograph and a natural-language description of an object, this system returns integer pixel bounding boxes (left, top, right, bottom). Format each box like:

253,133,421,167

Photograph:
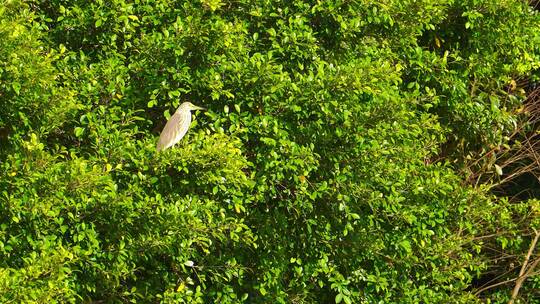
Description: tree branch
509,229,540,304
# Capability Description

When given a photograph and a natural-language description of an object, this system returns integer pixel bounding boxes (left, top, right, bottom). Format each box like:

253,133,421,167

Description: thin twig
475,277,517,296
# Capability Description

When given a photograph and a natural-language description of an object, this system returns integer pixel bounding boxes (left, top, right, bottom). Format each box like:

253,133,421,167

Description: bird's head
178,102,205,112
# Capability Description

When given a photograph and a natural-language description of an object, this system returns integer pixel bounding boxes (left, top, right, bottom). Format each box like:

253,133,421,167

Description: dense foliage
1,0,539,302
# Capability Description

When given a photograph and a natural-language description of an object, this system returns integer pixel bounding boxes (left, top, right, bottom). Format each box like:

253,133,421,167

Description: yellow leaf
509,79,517,91
176,282,185,292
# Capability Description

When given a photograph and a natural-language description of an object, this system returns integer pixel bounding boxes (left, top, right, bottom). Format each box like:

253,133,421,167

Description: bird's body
156,102,205,152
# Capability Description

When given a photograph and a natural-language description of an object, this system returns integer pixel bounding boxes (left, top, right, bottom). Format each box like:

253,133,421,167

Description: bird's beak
193,105,206,111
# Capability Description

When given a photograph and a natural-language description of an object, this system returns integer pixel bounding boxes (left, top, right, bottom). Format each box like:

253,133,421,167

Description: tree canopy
1,0,539,303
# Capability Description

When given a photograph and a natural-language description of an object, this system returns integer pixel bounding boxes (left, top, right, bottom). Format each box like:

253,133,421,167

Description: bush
1,0,539,302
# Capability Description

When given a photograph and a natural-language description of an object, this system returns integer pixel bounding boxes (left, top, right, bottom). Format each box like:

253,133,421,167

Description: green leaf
399,240,412,254
74,127,84,137
11,82,21,95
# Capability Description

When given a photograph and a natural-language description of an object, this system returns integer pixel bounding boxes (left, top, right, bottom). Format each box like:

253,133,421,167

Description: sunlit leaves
1,0,540,303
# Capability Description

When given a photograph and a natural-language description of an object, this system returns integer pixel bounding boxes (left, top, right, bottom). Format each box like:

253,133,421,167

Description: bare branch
509,229,540,304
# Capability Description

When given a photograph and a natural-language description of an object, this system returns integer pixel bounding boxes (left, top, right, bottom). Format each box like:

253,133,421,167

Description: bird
156,102,205,152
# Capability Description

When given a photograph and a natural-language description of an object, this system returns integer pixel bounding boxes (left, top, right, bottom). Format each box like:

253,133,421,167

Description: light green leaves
11,81,21,95
74,127,84,137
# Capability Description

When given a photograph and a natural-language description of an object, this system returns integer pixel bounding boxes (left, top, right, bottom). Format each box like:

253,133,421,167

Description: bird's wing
156,112,191,151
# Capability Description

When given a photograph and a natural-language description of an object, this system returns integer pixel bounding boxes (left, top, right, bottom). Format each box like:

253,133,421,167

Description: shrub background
1,0,539,303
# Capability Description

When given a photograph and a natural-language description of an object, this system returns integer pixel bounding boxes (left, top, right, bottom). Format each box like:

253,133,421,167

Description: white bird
156,102,205,152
